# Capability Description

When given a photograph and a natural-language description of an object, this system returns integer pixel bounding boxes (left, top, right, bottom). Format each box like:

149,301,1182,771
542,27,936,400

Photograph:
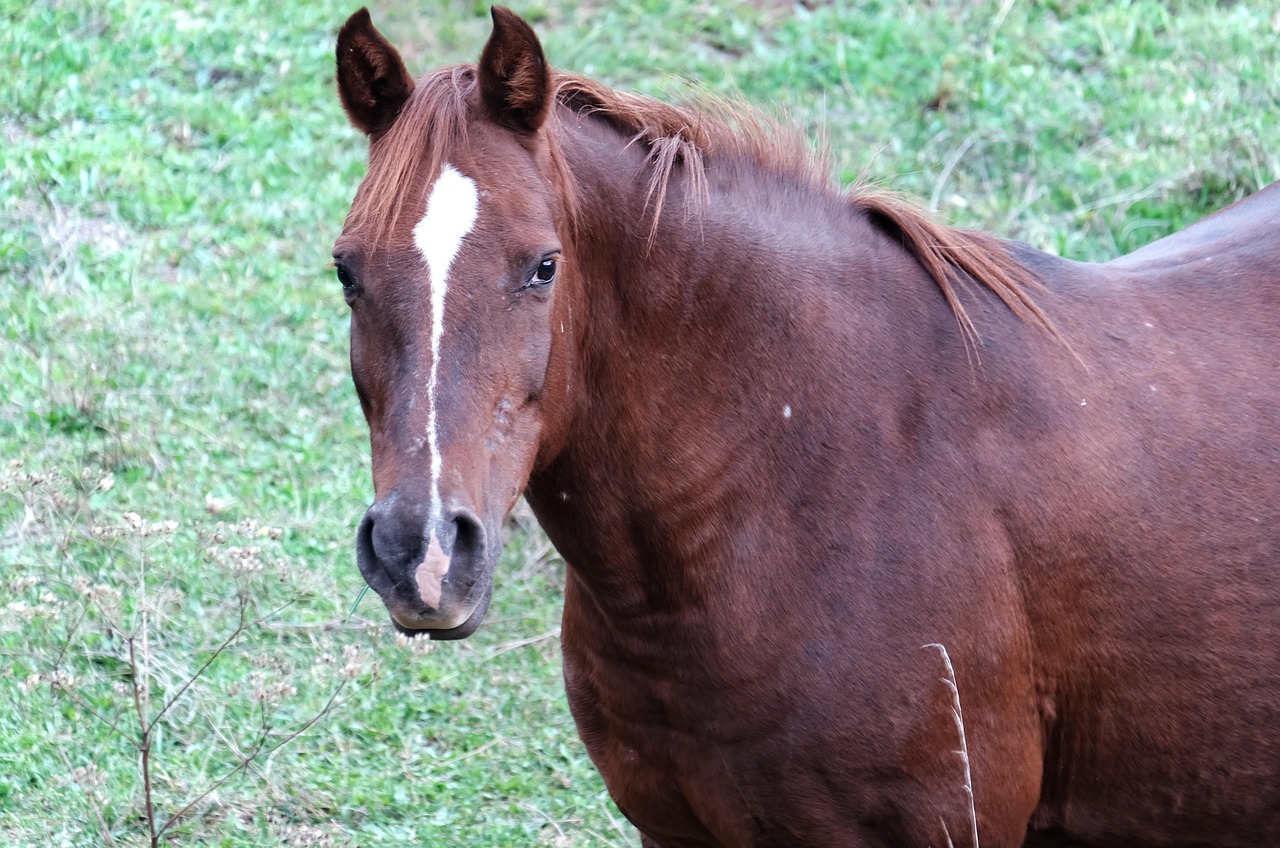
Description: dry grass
925,643,979,848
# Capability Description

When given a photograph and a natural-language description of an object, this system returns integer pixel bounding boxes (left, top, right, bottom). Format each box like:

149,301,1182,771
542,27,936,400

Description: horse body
333,8,1280,846
529,123,1280,846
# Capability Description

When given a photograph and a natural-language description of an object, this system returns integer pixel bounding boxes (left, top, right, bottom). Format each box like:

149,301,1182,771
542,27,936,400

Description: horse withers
332,7,1280,846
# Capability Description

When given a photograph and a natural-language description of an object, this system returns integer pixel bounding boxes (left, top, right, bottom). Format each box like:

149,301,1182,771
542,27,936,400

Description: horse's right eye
336,264,358,294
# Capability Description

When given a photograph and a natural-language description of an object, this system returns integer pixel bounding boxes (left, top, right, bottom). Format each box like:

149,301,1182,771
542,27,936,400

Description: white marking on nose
412,164,479,608
783,405,792,419
415,535,450,609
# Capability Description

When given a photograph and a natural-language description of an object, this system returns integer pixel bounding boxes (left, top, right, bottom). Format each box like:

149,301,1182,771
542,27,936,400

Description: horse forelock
343,65,476,247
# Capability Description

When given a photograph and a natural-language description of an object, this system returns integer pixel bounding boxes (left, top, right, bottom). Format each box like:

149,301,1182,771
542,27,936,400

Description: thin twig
147,598,249,732
148,592,304,734
929,134,979,213
261,615,380,632
596,802,639,848
48,682,131,739
432,735,502,769
127,635,158,847
487,627,561,660
51,598,91,669
155,680,350,839
520,800,570,840
987,0,1019,53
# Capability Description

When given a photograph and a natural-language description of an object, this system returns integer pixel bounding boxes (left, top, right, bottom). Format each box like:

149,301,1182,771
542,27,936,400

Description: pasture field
2,0,1276,844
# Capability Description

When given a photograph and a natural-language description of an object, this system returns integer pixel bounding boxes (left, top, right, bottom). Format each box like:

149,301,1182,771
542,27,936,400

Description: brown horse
332,7,1280,846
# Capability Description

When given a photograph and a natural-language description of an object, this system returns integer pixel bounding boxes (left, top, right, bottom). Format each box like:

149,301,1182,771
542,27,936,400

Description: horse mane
551,75,826,238
852,192,1057,343
347,64,1056,342
550,75,1056,342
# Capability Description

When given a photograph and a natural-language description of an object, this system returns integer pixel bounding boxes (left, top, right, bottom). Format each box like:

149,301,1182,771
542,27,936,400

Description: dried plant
924,642,979,848
4,462,371,845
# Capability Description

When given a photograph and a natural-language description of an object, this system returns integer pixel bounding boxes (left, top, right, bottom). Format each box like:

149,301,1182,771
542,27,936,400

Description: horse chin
389,583,493,641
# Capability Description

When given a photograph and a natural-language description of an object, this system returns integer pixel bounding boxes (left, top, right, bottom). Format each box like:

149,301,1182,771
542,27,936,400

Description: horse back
1110,180,1280,272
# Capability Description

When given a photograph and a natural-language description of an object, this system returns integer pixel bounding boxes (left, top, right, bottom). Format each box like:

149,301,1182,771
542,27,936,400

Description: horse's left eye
532,258,557,286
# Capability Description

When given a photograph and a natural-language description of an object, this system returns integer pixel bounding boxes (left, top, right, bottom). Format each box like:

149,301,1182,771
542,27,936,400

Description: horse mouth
386,581,494,641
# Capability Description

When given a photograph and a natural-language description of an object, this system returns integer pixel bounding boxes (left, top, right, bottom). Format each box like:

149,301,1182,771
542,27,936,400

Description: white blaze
412,164,479,607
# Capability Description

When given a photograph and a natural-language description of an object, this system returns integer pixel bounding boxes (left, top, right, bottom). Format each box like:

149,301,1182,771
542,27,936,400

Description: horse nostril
357,511,374,559
442,508,487,596
455,512,483,550
451,510,484,558
355,506,403,599
356,494,430,575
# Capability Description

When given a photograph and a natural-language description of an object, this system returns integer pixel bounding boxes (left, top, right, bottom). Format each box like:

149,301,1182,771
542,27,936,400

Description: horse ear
478,6,552,134
336,7,415,137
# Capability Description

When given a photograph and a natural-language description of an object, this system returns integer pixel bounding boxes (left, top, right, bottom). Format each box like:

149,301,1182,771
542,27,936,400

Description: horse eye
336,264,356,292
532,258,557,285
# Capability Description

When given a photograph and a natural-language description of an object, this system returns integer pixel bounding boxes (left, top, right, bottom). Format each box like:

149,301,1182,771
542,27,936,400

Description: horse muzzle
355,491,494,640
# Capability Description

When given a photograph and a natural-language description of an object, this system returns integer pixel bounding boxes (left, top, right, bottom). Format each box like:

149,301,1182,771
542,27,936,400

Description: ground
1,1,1276,845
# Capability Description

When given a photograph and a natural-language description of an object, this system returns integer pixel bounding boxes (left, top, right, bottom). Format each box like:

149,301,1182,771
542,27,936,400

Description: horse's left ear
478,6,552,134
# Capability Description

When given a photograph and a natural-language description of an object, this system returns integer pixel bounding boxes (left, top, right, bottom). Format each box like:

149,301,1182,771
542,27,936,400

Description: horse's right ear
336,8,414,138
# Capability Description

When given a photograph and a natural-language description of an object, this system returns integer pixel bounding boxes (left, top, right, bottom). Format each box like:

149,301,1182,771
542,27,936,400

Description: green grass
1,0,1275,844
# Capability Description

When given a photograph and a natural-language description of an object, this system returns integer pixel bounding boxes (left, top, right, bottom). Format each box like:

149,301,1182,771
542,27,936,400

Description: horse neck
527,113,952,622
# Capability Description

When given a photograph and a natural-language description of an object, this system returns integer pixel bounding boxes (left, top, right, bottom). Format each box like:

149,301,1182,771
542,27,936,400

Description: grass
1,0,1275,845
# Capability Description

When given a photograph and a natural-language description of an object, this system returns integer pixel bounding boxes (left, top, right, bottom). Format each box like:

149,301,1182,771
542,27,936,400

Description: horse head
333,7,575,638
